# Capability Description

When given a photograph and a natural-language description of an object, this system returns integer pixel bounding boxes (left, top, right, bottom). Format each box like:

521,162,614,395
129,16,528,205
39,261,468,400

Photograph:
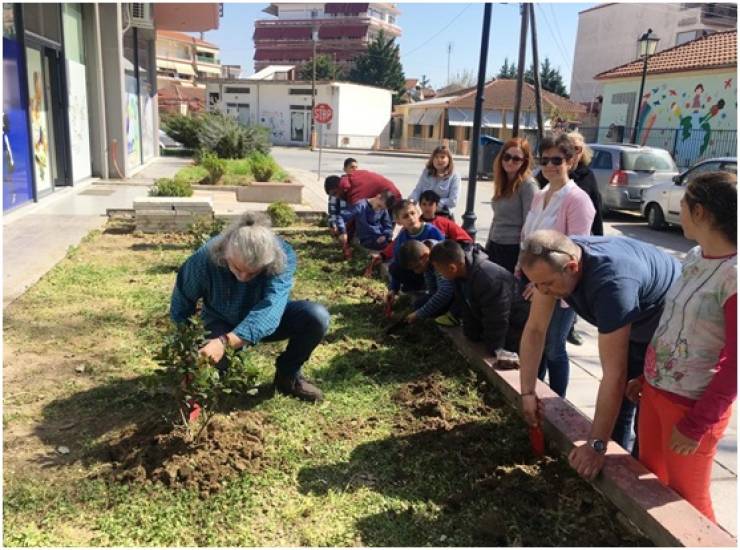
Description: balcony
196,54,219,64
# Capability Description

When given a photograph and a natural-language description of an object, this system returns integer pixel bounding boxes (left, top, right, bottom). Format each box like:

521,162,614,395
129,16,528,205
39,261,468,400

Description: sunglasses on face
539,156,566,166
502,153,525,163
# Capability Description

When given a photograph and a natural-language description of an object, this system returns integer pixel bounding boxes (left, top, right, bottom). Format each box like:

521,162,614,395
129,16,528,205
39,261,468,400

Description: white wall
206,80,392,148
333,82,392,148
570,4,728,104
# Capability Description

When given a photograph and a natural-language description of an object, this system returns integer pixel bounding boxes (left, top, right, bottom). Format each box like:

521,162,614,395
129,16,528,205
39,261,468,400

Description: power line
402,3,473,58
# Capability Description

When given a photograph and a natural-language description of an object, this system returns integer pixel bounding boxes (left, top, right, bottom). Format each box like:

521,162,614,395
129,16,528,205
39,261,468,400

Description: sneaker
567,328,584,346
434,312,459,327
274,372,324,402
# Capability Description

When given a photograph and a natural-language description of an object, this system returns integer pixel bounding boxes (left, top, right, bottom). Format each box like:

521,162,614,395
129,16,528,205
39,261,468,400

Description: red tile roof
157,30,218,49
596,30,736,80
450,79,586,118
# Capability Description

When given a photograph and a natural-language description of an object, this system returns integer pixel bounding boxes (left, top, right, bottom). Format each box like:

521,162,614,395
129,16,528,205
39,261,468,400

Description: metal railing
380,136,459,155
577,126,737,168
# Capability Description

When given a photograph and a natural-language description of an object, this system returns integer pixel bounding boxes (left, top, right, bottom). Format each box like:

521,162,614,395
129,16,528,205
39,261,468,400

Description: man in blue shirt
517,229,680,480
170,213,330,402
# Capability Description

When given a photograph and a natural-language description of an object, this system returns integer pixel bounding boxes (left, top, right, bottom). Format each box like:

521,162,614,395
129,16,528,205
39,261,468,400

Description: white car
640,157,737,229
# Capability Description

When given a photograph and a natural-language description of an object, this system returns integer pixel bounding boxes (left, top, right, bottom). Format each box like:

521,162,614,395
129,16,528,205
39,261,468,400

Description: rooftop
595,30,736,79
156,30,219,49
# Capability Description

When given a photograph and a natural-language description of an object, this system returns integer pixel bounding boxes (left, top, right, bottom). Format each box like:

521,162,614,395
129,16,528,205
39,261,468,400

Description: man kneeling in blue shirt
169,213,330,402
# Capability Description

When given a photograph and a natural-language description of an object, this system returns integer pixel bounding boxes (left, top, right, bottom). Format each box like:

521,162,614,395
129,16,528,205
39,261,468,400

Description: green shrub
149,177,193,197
249,152,280,181
267,201,296,227
174,164,209,184
198,112,271,159
225,158,252,176
187,216,226,251
200,151,226,185
161,113,203,149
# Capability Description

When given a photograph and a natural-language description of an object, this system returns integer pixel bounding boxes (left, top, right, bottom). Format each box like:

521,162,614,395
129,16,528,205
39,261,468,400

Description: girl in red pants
627,171,736,522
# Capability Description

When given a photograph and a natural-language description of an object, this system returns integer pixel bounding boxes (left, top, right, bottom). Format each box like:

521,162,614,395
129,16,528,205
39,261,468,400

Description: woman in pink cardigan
520,133,595,397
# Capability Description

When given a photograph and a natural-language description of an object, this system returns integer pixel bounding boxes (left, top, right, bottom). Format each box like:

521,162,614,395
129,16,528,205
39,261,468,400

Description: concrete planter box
235,182,303,204
134,196,214,233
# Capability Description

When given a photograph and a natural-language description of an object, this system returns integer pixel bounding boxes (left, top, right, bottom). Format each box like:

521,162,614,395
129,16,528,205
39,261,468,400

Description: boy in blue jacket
339,190,395,251
385,199,444,308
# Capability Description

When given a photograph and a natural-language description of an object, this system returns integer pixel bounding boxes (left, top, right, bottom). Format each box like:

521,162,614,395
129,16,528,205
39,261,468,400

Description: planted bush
249,152,280,181
149,177,193,197
200,151,226,185
267,201,296,227
187,216,226,251
161,113,203,149
198,113,271,159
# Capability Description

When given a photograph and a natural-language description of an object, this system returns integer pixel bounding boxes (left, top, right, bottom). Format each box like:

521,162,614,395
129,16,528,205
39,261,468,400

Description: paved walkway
2,156,736,537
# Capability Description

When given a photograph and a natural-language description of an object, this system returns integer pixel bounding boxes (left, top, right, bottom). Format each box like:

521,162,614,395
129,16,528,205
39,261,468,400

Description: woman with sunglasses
625,171,736,523
520,132,595,398
485,137,538,273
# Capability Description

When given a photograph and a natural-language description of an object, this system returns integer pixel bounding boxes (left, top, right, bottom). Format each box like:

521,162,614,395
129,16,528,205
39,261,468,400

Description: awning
175,62,195,76
157,59,179,71
448,107,505,128
419,108,443,126
406,109,425,125
197,64,221,74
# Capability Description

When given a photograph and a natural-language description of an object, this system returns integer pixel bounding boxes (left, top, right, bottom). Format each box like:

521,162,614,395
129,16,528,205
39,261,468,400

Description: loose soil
105,411,264,498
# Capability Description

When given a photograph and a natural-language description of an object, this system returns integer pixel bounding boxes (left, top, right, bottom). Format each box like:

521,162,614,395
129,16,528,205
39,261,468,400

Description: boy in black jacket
430,240,528,354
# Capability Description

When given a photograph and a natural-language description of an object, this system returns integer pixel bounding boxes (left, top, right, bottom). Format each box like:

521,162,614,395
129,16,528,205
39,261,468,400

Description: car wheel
646,203,666,230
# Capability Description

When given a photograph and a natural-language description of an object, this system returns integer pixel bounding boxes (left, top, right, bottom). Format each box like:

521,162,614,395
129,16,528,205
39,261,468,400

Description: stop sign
313,103,333,124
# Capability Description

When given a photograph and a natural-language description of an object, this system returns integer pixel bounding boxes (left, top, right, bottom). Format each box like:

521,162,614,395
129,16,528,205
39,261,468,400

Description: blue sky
200,2,593,93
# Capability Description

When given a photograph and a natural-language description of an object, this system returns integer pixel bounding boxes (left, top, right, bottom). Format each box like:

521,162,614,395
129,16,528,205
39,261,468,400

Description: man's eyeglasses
502,153,525,163
539,156,566,166
520,241,575,260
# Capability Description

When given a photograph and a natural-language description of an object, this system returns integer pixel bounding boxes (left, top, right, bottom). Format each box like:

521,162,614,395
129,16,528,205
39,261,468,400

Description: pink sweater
526,183,596,237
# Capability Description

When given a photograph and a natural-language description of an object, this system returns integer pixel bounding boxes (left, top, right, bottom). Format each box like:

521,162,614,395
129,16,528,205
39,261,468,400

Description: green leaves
347,30,406,104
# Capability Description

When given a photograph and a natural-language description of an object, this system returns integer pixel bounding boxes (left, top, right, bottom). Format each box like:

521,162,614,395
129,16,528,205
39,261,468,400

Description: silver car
640,157,737,229
588,144,679,213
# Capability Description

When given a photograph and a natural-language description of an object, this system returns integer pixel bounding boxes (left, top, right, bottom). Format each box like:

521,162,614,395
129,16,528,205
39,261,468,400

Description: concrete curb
441,326,737,547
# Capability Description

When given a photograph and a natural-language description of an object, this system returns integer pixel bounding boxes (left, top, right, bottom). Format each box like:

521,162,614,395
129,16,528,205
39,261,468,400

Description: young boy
419,190,473,247
430,239,529,354
339,190,395,251
398,239,457,326
385,200,444,307
327,157,358,256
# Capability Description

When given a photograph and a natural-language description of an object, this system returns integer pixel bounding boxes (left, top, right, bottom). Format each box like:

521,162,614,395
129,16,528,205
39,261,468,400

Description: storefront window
138,32,155,160
3,3,35,210
123,29,141,170
63,3,91,182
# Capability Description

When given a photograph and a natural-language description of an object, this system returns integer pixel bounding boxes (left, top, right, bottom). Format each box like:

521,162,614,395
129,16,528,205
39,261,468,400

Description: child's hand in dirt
199,338,225,365
405,312,417,324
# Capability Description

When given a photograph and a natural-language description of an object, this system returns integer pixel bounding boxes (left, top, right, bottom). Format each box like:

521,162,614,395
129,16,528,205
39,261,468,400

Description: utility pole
529,5,544,151
310,27,318,150
461,3,492,238
446,42,453,84
512,3,529,137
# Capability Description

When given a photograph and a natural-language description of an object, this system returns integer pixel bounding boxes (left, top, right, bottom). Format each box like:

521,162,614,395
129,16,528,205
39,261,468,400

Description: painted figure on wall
30,71,48,181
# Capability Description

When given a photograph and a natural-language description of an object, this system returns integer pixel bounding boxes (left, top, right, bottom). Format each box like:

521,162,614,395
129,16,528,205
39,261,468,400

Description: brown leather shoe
274,373,324,402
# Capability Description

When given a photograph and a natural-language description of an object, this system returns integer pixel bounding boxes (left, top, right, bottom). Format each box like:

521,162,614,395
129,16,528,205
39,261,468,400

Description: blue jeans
612,340,648,454
206,300,330,378
538,305,576,398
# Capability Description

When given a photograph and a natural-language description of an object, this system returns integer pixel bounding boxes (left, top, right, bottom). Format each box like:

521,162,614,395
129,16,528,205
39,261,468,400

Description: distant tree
348,30,406,103
524,57,569,98
419,74,431,89
297,54,344,81
443,68,477,93
497,57,517,79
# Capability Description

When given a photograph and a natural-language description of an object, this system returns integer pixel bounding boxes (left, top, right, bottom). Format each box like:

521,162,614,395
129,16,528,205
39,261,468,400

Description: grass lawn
174,157,290,186
2,223,651,546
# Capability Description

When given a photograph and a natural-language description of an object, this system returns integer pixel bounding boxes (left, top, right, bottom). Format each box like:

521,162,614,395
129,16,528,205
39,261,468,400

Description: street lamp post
630,29,660,144
310,26,318,149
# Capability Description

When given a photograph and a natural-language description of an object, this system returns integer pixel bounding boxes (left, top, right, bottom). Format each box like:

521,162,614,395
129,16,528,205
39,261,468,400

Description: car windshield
621,150,677,172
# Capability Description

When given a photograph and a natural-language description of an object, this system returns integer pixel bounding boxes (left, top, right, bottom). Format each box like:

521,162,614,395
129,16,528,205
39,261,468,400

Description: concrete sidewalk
2,156,736,537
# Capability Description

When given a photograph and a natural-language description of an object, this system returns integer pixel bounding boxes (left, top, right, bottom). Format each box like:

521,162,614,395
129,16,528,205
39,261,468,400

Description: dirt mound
105,411,264,497
393,374,452,430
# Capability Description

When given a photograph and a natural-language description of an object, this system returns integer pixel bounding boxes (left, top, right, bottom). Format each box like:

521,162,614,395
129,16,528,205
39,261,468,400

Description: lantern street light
630,29,660,144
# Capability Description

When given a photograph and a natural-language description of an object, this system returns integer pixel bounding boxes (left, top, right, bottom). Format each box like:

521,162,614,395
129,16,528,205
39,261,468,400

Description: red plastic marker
529,412,545,456
384,301,393,319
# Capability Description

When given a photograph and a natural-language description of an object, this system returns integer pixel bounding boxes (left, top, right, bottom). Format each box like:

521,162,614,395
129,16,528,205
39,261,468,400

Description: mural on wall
67,60,92,182
126,92,141,168
602,72,737,166
141,92,155,160
3,36,34,210
260,111,287,143
25,47,52,194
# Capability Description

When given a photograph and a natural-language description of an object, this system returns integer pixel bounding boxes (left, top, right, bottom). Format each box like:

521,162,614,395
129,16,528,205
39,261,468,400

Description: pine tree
497,57,517,79
524,57,569,98
419,74,431,89
296,54,344,81
348,30,406,103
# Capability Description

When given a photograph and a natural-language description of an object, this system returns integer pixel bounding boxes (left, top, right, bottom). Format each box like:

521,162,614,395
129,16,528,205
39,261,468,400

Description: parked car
159,129,185,152
640,157,737,229
588,143,679,213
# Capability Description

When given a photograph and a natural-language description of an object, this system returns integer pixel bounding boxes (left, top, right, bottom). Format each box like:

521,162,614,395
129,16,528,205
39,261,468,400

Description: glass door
25,45,54,195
